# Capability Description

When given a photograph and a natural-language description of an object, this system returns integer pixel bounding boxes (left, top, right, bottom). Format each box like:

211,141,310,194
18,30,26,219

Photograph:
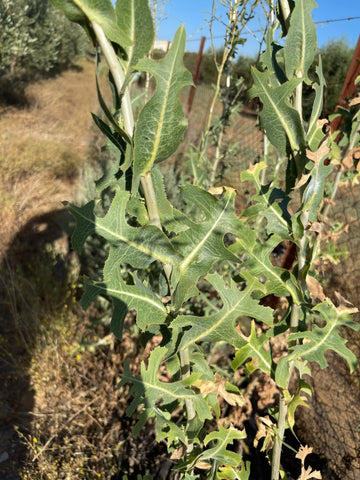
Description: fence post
187,36,206,115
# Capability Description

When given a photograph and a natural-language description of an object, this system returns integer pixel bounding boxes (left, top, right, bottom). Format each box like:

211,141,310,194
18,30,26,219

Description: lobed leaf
119,346,212,422
200,425,246,467
69,189,181,277
170,186,242,309
172,273,273,351
218,463,251,480
230,230,303,303
276,299,360,388
132,26,193,188
81,269,168,339
241,162,292,238
231,321,273,376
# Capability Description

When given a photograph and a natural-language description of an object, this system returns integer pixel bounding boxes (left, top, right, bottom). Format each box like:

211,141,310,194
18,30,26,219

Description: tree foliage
0,0,88,77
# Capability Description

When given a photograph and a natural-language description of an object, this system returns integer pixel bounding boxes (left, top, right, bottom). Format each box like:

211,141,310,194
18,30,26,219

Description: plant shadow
0,207,77,477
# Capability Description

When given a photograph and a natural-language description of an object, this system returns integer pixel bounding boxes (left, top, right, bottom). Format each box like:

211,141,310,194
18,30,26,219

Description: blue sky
157,0,360,57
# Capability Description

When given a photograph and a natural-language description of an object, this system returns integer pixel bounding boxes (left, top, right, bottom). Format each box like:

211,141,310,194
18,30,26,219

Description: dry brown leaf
306,276,326,302
296,445,313,462
298,466,322,480
334,292,358,314
308,222,322,233
296,446,322,480
342,147,360,170
254,415,275,452
349,95,360,107
293,173,310,190
306,140,330,166
196,373,245,407
170,445,187,460
195,460,212,470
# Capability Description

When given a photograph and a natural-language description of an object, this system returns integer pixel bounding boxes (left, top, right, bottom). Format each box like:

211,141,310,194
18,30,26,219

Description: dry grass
0,60,98,253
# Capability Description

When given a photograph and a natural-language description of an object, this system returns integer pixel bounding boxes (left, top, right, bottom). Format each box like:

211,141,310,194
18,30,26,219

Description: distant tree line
181,38,354,116
0,0,88,78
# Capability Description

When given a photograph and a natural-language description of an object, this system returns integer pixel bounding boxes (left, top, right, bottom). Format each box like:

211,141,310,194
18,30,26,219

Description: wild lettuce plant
51,0,359,478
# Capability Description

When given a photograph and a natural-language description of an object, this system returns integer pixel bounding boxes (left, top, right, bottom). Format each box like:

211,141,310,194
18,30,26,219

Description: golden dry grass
0,60,99,252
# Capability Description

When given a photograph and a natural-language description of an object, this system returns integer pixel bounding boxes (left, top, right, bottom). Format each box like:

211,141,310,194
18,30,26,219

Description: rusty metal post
187,36,206,115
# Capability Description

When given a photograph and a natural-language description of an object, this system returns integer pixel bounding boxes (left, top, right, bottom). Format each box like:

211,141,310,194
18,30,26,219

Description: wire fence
187,81,360,479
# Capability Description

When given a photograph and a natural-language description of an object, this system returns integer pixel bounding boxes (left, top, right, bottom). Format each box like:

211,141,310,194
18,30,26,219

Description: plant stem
91,21,172,281
179,348,196,422
91,22,134,138
91,22,196,439
278,0,291,31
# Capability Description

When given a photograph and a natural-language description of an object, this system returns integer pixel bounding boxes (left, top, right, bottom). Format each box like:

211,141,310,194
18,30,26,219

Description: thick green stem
91,22,195,439
91,22,134,138
278,0,291,31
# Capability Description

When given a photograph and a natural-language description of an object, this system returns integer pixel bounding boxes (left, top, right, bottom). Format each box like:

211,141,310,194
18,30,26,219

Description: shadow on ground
0,207,77,478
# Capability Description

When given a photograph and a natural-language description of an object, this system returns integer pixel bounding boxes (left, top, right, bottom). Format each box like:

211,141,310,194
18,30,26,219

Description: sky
156,0,360,57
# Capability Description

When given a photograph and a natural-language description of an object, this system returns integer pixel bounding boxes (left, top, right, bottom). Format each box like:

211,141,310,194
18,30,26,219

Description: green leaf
231,321,273,376
132,26,193,187
171,186,242,309
248,68,305,155
284,0,317,80
276,299,360,388
69,189,181,274
68,201,96,252
302,158,332,222
119,346,212,422
151,168,190,234
260,26,287,86
241,162,291,238
200,425,246,467
285,378,311,430
116,0,154,77
217,463,251,480
172,273,273,351
80,270,168,339
307,58,327,150
71,0,131,46
230,231,302,304
50,0,88,24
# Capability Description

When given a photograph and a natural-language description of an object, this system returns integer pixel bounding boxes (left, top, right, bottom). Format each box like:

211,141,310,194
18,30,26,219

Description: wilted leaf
194,373,245,407
342,147,360,171
296,445,322,479
306,276,326,302
254,415,275,452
